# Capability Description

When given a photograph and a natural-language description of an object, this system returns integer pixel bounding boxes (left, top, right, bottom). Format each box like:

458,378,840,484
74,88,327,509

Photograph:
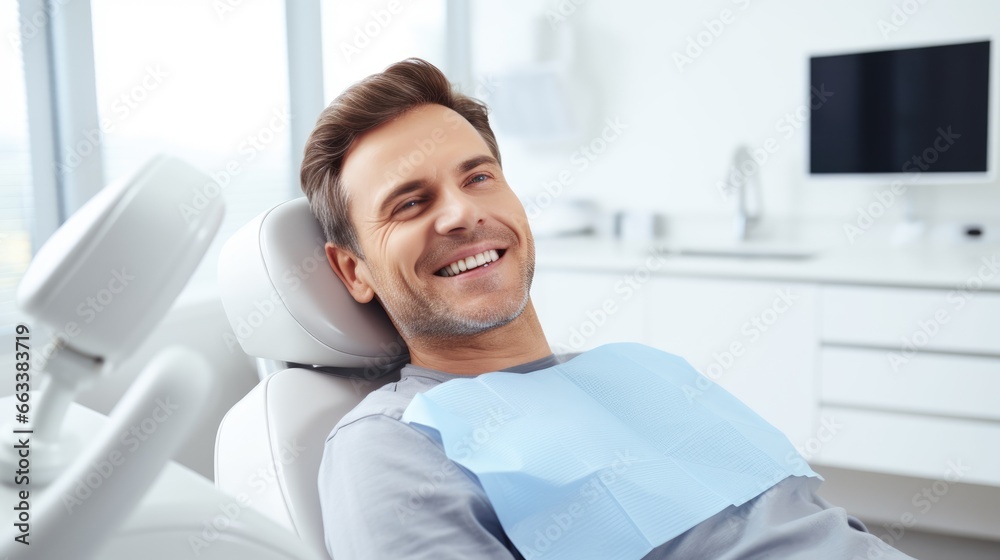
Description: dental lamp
0,156,321,559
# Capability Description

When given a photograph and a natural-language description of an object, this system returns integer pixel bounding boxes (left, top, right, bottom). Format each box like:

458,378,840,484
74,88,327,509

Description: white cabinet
641,277,819,450
814,285,1000,486
820,347,1000,421
814,407,1000,487
821,285,1000,354
533,268,1000,489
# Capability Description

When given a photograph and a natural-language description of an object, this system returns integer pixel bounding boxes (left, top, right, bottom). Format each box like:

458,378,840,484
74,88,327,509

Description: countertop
534,236,1000,292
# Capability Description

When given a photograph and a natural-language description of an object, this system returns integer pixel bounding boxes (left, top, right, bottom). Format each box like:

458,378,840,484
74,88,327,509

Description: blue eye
394,199,422,214
469,173,490,184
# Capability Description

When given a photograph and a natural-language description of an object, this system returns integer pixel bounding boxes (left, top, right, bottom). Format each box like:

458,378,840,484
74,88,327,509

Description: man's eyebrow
376,181,426,216
455,154,499,175
376,155,500,215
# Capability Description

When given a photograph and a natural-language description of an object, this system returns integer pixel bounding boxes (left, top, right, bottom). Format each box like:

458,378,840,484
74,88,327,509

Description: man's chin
403,296,528,339
444,306,524,335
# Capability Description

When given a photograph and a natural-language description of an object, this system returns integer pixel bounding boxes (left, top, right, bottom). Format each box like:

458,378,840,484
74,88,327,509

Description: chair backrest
215,197,407,559
214,367,396,558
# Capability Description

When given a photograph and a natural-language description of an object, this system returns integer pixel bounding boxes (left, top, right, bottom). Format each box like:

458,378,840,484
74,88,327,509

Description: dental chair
1,156,331,559
214,197,409,559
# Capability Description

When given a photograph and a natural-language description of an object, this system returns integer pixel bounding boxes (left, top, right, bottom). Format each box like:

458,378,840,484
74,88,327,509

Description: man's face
334,103,534,340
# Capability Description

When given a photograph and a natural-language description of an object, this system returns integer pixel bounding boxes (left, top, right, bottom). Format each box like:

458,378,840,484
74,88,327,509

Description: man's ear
325,242,375,304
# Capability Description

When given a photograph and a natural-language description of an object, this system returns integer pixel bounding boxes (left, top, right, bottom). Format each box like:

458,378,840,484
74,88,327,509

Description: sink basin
657,244,818,260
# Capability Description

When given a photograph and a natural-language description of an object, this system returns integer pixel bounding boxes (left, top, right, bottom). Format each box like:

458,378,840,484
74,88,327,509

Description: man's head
301,58,535,343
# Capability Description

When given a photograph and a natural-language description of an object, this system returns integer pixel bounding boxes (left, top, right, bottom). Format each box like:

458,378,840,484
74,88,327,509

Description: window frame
17,0,71,250
8,0,464,333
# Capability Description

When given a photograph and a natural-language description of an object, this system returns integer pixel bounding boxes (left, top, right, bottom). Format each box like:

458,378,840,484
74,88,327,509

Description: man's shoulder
326,374,440,442
326,351,583,442
327,384,408,441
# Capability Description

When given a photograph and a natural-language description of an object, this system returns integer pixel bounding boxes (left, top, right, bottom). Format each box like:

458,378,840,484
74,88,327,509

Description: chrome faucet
730,144,761,241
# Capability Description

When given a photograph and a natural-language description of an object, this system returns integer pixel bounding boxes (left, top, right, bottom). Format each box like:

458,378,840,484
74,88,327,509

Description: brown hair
300,57,501,260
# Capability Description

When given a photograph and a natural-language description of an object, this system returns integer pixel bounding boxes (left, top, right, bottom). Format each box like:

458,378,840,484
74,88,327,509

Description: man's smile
435,248,507,278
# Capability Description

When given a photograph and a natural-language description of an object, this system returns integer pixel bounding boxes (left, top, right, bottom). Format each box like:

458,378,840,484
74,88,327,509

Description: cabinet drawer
820,286,1000,355
820,347,1000,421
813,406,1000,487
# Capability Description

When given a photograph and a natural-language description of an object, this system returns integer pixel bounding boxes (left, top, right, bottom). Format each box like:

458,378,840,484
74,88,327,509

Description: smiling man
305,96,549,375
302,59,914,560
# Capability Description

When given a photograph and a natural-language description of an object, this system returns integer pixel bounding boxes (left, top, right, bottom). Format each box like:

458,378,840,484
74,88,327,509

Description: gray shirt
318,353,915,560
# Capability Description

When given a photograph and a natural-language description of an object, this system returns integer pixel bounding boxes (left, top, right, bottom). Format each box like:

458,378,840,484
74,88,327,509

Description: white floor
884,527,1000,560
814,466,1000,560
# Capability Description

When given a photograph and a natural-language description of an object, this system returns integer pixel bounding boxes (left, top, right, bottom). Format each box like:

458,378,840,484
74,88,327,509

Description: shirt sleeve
318,414,522,560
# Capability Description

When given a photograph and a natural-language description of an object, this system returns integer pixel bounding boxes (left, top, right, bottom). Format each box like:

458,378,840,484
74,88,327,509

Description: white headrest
218,197,407,374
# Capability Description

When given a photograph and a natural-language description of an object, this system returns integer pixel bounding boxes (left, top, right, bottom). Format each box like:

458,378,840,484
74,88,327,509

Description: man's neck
405,300,553,375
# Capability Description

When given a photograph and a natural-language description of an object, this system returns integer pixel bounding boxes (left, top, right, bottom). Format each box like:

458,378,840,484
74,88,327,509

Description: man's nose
433,185,485,235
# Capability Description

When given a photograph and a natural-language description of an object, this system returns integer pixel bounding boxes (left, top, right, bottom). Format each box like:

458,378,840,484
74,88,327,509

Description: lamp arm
0,346,214,560
32,338,103,440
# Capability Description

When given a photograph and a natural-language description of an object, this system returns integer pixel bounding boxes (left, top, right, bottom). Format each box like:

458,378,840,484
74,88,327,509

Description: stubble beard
371,237,536,342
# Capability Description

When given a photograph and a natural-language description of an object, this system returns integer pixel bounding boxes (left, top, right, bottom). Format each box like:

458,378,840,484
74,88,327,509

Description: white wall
472,0,1000,229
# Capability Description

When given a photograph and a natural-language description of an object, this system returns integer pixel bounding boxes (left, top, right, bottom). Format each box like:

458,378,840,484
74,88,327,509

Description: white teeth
437,249,502,277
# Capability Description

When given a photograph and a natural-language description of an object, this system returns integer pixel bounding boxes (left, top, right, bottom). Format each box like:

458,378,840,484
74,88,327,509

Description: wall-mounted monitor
809,40,992,181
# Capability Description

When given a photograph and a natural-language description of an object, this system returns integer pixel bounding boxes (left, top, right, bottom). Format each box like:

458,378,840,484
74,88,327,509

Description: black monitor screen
810,41,990,174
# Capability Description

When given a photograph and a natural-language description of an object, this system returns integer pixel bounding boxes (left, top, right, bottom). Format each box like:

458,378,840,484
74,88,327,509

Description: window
90,0,293,295
0,1,35,329
6,0,452,325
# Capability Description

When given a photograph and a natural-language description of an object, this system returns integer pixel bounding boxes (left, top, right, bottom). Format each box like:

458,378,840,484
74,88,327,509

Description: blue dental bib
401,342,819,560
